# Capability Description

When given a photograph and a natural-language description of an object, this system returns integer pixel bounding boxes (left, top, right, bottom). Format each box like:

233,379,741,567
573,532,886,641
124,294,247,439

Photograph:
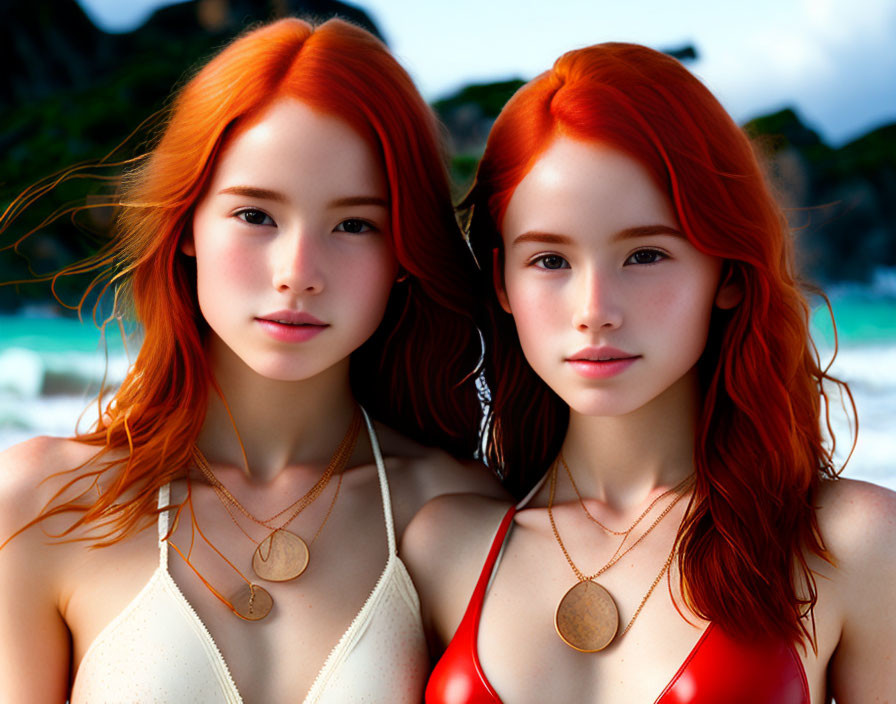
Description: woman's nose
571,268,623,332
271,228,325,294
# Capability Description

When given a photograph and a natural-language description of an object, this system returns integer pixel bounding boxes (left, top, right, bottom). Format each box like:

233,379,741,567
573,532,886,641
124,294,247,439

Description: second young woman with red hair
0,17,502,703
405,43,896,702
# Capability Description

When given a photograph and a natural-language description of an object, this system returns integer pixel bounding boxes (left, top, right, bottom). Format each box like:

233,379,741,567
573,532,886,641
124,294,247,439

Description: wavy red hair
8,18,481,545
466,42,849,645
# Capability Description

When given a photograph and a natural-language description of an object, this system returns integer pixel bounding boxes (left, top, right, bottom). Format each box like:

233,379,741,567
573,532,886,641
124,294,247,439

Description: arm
401,493,510,656
822,479,896,702
0,438,75,702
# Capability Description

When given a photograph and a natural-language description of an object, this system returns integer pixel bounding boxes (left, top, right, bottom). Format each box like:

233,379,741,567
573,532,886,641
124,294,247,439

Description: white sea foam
0,330,893,491
0,349,44,398
0,392,107,446
0,347,129,398
817,343,896,489
0,345,126,449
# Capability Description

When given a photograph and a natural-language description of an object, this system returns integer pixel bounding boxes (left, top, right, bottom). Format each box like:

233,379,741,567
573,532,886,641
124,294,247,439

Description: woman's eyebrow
216,189,388,210
511,231,574,246
511,225,682,247
614,225,684,240
329,195,389,208
218,185,286,202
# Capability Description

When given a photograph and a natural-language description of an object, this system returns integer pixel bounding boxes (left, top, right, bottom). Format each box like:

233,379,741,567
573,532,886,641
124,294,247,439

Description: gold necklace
559,452,689,536
169,475,276,621
217,468,345,582
191,407,361,584
170,409,362,620
547,460,689,652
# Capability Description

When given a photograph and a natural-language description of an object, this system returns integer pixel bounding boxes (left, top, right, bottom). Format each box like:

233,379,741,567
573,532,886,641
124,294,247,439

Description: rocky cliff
1,5,892,311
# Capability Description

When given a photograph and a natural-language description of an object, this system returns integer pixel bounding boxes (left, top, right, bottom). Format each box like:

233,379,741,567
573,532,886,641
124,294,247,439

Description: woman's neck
558,371,701,511
195,340,358,483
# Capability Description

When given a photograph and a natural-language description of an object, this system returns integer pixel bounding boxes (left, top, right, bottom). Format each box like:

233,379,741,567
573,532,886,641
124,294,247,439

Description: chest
62,476,425,703
476,535,708,703
472,522,827,704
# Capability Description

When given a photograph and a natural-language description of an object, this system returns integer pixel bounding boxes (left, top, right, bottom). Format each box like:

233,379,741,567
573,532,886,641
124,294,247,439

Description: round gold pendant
252,529,310,582
555,580,619,652
230,583,273,621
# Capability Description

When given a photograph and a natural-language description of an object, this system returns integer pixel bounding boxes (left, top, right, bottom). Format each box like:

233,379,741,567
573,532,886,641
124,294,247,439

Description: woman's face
499,137,731,417
187,98,397,381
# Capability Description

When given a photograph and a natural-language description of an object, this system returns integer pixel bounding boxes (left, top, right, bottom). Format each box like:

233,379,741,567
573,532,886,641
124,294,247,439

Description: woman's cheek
508,279,562,362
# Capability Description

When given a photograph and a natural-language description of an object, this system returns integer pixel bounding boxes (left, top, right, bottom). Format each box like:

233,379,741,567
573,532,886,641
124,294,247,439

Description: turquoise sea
1,288,894,490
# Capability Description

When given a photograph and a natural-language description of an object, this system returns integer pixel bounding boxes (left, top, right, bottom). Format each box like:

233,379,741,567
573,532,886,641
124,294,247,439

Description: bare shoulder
401,492,512,650
372,421,509,533
402,448,507,503
403,492,513,566
0,434,99,575
815,478,896,701
0,435,104,535
0,434,101,475
814,477,896,569
0,435,103,700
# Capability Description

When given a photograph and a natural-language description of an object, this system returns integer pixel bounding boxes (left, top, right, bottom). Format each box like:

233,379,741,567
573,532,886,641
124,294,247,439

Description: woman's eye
236,209,275,226
335,218,375,234
626,249,666,265
533,254,570,270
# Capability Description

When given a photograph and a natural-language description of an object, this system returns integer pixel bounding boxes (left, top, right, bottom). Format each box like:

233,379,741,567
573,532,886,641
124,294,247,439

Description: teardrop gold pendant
555,580,619,652
252,529,310,582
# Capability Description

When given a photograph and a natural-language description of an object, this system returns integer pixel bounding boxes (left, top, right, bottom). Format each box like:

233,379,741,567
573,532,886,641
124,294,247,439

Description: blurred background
1,0,894,487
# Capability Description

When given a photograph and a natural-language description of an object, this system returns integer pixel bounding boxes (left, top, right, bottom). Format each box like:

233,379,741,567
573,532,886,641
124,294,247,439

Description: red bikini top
426,507,810,704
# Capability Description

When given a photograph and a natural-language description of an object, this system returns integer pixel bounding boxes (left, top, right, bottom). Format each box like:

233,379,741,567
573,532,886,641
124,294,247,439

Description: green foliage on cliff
433,79,526,120
2,5,894,310
746,109,896,282
837,124,896,176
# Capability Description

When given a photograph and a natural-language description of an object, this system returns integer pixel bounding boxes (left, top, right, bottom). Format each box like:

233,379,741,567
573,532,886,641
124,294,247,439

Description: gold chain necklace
173,408,361,620
215,467,345,576
169,475,276,621
192,407,361,588
547,460,690,652
559,452,688,536
193,406,360,528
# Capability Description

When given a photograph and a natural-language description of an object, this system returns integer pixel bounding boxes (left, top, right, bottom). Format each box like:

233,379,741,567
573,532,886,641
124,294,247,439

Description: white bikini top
70,410,428,703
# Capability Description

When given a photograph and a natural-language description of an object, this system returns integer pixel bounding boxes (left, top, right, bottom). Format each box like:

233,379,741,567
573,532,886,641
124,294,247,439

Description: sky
76,0,896,146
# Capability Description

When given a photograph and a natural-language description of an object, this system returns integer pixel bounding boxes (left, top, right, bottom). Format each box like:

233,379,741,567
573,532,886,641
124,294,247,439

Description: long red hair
8,18,481,544
466,43,849,645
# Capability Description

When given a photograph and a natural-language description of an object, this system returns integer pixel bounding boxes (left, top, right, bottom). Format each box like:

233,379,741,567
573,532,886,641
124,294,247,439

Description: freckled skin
499,138,726,418
187,98,398,382
403,135,896,704
0,96,507,703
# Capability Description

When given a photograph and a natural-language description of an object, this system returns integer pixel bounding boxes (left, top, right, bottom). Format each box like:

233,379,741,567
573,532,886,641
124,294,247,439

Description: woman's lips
566,357,638,379
566,347,639,379
255,311,328,342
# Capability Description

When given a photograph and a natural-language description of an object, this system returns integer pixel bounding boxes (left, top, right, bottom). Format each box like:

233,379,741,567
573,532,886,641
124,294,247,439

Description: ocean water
1,292,894,490
0,312,132,447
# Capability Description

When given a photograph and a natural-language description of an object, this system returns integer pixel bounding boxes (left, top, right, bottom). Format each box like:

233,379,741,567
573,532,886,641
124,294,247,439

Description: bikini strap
472,472,546,594
516,469,550,510
469,506,517,624
157,483,170,569
360,407,397,556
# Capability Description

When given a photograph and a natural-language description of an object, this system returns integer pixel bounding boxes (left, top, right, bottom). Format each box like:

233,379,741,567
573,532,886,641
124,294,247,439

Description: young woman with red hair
0,18,501,702
406,43,896,703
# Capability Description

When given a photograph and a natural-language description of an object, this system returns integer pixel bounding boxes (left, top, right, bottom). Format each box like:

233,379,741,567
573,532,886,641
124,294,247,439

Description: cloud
695,0,896,143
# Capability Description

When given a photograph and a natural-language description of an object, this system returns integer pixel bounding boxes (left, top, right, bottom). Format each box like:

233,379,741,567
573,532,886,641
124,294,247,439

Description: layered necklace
169,407,362,621
548,453,692,652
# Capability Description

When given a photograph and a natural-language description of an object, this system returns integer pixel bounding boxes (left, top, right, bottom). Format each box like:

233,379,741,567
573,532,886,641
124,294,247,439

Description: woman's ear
493,248,512,314
180,232,196,257
715,263,742,310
